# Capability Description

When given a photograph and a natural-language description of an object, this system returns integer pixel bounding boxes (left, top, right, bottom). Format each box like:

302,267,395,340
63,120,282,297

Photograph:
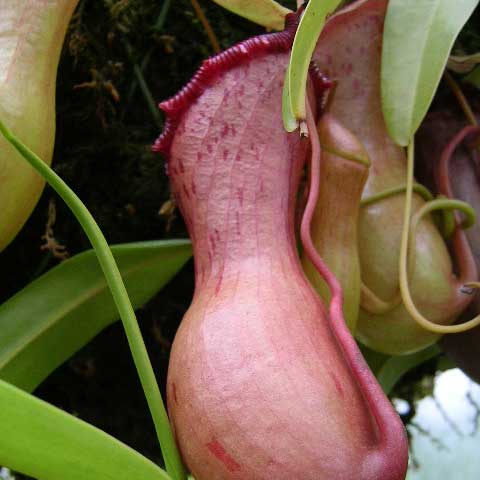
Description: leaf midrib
405,0,442,140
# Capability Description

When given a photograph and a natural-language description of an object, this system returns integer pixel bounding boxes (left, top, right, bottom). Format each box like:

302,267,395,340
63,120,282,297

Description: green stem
133,60,163,128
153,0,173,32
0,120,186,480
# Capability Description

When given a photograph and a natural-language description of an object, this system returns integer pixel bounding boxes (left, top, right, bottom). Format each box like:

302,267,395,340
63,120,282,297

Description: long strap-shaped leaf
0,379,172,480
381,0,479,146
0,119,187,480
282,0,342,132
0,240,191,393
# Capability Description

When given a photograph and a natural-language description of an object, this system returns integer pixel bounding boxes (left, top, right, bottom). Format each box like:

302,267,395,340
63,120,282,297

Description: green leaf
376,344,441,395
282,67,298,132
359,344,389,377
0,378,172,480
211,0,291,30
381,0,479,146
282,0,342,132
0,240,191,392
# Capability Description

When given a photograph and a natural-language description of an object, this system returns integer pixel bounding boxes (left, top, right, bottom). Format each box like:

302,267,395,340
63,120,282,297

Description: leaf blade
211,0,290,30
381,0,479,146
377,344,441,395
282,0,342,131
0,240,191,392
0,379,172,480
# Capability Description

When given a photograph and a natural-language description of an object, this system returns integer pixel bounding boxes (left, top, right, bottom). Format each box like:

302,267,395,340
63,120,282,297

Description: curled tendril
360,194,475,315
436,195,457,239
399,140,480,334
411,198,475,238
408,197,476,282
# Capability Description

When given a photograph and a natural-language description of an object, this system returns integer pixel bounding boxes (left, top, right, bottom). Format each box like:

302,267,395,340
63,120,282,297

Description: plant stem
153,0,173,32
190,0,221,53
0,119,187,480
122,39,163,129
444,70,478,126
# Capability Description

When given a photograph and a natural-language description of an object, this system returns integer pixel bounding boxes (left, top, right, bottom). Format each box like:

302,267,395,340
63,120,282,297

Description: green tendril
407,197,476,284
412,198,476,234
435,195,457,239
0,119,186,480
360,182,460,239
399,139,480,334
361,183,433,207
360,161,477,317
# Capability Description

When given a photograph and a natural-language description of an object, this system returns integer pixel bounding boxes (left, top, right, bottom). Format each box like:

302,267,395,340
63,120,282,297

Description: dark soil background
0,0,479,477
